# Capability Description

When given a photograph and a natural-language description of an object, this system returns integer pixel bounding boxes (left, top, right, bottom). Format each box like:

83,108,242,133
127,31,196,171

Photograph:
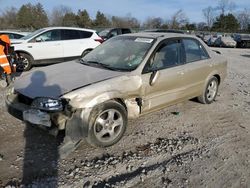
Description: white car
0,31,26,39
12,27,103,70
214,36,237,48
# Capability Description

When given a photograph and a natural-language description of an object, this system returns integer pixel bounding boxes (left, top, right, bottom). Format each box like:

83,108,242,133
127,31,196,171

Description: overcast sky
0,0,249,23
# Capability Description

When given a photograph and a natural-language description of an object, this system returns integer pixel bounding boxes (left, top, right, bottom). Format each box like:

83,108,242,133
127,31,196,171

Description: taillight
94,38,104,44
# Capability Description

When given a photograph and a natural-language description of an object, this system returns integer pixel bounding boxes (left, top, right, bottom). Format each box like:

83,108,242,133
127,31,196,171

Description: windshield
82,36,154,71
21,28,46,40
98,29,111,37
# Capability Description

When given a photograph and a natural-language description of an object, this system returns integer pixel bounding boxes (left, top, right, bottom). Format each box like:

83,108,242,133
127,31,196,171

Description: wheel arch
15,50,34,60
81,48,93,57
213,74,221,85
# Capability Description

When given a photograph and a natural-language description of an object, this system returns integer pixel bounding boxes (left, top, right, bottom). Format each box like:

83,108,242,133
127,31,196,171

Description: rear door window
122,29,131,34
182,39,209,63
62,29,80,40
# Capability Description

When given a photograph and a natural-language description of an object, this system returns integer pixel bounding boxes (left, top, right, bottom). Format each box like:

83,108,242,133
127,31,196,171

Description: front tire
87,100,127,147
198,76,219,104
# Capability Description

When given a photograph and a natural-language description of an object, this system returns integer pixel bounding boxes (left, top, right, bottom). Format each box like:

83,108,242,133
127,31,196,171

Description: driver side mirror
149,70,159,86
35,38,42,42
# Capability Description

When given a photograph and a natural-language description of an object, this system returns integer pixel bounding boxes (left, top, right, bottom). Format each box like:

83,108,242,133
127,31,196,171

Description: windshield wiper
80,59,127,71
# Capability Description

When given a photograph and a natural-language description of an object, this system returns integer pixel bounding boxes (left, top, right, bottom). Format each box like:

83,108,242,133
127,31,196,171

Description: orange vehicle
0,34,16,87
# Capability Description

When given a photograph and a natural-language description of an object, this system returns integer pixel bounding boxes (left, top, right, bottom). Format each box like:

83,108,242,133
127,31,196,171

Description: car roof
143,29,185,34
123,32,196,40
41,27,96,33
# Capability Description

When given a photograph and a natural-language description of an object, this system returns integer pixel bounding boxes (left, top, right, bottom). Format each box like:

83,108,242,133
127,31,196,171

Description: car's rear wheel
81,49,92,58
87,100,127,147
19,53,33,71
198,76,219,104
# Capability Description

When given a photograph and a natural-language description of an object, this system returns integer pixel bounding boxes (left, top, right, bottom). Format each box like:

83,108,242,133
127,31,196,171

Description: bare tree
111,15,140,28
0,6,17,29
143,17,163,29
50,5,72,26
202,6,216,29
169,9,188,29
217,0,236,15
237,8,250,31
197,22,209,31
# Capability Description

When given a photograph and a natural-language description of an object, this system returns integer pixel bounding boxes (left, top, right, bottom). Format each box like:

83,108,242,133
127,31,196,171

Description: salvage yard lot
0,48,250,187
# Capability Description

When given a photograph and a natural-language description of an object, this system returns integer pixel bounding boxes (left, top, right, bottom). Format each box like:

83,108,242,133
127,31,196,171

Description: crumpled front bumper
5,92,28,121
5,92,51,127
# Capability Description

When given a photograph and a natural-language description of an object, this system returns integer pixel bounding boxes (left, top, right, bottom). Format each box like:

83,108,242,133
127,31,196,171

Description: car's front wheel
87,100,127,147
198,76,219,104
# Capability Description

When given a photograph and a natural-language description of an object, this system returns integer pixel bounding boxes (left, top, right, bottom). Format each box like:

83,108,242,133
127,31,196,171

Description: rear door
28,29,63,60
141,39,187,113
61,29,96,59
180,38,212,98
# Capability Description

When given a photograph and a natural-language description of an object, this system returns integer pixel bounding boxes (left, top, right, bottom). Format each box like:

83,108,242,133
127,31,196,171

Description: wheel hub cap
94,109,123,143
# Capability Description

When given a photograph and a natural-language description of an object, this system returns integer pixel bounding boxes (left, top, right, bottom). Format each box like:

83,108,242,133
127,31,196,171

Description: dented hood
14,60,125,99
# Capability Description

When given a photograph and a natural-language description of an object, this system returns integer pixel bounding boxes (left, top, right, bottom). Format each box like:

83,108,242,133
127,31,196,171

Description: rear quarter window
79,30,93,38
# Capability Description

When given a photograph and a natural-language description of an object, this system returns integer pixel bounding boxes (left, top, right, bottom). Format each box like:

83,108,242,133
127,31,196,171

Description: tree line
0,0,249,33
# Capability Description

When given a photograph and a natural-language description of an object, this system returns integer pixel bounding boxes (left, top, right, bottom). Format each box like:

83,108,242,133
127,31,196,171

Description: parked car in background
233,33,250,48
207,35,218,46
98,28,132,41
0,31,26,40
202,34,211,44
6,33,227,148
214,36,236,48
12,27,103,71
142,29,185,34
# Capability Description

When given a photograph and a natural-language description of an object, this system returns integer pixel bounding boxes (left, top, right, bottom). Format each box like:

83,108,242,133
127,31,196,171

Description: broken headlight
31,97,63,112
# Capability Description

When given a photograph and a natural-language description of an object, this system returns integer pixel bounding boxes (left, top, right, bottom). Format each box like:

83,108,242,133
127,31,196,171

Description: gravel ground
0,48,250,188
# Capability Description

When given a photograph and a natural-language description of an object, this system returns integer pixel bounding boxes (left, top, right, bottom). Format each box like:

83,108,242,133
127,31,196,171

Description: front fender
85,91,124,108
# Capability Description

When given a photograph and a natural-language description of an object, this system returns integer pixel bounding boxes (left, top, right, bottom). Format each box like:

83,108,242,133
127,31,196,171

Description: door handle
177,71,184,75
27,46,32,48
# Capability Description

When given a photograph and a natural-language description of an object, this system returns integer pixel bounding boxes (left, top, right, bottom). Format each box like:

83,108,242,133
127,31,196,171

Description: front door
141,39,187,113
29,29,63,61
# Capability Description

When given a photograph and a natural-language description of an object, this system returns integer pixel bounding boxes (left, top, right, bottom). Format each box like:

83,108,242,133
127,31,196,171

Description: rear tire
19,53,33,71
81,49,92,58
198,76,219,104
87,100,127,147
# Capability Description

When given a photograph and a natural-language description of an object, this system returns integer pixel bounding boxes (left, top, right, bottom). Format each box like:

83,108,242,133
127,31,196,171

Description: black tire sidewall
81,49,92,58
20,53,33,71
87,101,127,147
204,77,219,104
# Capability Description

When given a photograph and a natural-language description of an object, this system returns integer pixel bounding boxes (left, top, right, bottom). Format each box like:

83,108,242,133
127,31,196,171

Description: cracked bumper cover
5,93,51,127
5,93,28,121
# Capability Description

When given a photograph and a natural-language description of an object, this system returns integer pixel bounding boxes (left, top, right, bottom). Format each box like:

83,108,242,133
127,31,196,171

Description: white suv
12,27,103,71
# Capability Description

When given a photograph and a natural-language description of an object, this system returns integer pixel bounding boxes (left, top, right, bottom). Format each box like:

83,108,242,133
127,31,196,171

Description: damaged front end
5,87,74,134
